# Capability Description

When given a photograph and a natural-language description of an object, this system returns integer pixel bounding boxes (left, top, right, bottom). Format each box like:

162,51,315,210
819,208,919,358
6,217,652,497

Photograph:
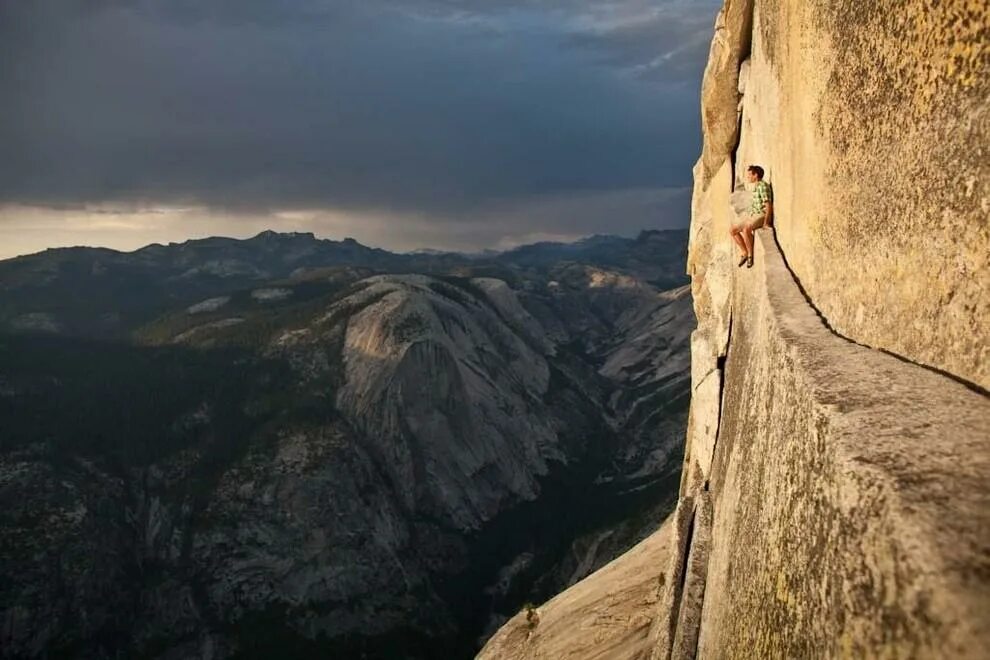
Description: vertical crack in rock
704,314,732,493
673,513,696,628
728,133,739,185
650,492,715,660
648,497,696,660
670,493,713,660
698,0,755,188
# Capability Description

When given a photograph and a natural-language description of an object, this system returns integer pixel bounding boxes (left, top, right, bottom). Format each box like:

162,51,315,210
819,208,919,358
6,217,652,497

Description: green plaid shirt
749,180,772,216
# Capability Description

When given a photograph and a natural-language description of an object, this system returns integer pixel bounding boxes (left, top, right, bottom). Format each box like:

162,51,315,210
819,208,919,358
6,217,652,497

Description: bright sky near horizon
0,0,721,259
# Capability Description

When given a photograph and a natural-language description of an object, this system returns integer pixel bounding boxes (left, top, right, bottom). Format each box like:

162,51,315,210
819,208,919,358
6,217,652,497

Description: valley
0,230,692,659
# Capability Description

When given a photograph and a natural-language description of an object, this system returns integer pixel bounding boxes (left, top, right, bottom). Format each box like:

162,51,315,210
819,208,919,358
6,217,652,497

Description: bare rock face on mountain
697,0,753,187
735,1,989,390
675,1,990,659
479,518,674,660
333,275,558,530
482,2,989,659
0,232,693,659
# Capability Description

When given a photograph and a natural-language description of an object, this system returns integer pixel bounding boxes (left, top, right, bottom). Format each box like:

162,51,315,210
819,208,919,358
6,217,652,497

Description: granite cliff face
0,231,693,658
482,2,989,658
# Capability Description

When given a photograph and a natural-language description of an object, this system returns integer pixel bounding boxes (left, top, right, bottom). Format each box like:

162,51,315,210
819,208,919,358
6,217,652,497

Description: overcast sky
0,0,720,258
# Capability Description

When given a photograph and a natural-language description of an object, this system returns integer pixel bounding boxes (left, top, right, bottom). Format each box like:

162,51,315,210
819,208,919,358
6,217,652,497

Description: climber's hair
747,165,765,180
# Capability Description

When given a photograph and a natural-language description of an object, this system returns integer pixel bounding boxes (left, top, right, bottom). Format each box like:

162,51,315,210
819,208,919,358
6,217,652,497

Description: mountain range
0,229,693,659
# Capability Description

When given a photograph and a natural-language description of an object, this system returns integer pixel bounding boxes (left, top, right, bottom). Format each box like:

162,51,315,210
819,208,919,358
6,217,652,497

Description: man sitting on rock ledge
730,165,773,268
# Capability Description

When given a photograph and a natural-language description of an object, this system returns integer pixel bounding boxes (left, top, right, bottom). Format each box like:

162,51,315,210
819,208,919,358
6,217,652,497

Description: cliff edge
480,1,989,658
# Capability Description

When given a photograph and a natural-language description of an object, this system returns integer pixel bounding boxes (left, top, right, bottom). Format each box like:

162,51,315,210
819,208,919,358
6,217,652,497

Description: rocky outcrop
697,0,753,188
330,274,560,530
734,0,989,390
482,1,989,658
477,518,674,660
675,231,990,658
671,0,990,658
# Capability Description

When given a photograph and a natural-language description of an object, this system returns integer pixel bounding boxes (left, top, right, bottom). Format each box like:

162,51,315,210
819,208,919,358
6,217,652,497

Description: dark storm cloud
0,0,719,225
561,5,716,82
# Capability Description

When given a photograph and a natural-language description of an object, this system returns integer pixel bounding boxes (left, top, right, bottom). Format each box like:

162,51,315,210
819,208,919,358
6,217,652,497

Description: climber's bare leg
742,224,755,258
730,223,748,264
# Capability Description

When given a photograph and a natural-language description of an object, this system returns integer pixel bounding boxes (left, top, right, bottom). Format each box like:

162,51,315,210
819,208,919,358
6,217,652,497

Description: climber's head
746,165,765,182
